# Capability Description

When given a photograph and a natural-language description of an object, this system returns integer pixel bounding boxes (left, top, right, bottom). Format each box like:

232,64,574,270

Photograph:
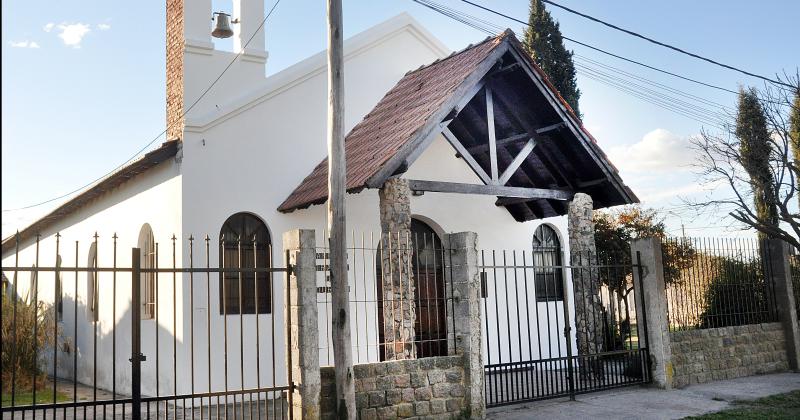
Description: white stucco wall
1,160,182,397
179,12,578,374
178,14,451,386
2,12,584,402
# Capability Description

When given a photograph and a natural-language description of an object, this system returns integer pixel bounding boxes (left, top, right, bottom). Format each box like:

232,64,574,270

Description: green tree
594,206,694,291
593,206,694,349
522,0,581,118
736,88,779,238
790,90,800,207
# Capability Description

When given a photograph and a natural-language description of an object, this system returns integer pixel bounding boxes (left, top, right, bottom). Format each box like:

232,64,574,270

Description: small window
532,225,564,302
138,224,156,320
87,242,98,322
219,213,272,315
56,255,64,321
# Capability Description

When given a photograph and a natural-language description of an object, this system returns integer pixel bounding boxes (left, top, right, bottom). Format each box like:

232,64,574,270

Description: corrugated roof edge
1,140,180,255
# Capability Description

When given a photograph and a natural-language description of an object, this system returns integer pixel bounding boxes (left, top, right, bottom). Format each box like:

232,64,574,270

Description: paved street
488,372,800,420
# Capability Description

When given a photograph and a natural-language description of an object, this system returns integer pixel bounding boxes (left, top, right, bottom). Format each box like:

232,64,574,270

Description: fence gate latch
129,353,147,363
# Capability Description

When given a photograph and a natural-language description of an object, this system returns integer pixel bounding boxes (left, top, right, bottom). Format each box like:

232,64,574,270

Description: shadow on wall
1,282,181,400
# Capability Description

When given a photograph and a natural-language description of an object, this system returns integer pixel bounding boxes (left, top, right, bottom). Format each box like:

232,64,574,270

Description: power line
413,0,734,129
3,0,283,213
574,54,735,112
574,61,732,128
455,0,744,96
537,0,794,89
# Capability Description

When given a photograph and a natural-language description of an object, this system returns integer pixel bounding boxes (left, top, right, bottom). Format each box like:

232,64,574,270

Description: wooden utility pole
326,0,356,418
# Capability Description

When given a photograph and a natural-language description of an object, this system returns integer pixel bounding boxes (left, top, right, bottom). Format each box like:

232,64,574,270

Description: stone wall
379,178,416,360
669,322,789,388
320,355,469,420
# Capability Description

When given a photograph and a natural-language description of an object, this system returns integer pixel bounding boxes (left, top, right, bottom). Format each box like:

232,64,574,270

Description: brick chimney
165,0,268,141
166,0,184,141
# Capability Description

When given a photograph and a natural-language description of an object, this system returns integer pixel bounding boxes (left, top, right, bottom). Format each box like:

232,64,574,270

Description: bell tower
166,0,268,141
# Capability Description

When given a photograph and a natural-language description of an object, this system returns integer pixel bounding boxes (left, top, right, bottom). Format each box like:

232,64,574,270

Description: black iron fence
480,249,649,407
661,237,778,331
1,233,292,419
316,231,457,365
790,247,800,321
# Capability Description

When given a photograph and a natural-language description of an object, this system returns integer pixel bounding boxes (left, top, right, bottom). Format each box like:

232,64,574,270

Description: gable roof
1,141,179,255
278,30,637,217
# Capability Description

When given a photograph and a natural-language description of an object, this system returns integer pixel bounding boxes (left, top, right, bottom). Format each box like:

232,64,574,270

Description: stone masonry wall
320,355,468,420
379,178,416,360
669,322,789,388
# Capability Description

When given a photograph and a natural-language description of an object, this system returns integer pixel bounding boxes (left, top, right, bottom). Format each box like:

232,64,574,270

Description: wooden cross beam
498,138,536,185
407,179,574,200
441,126,493,185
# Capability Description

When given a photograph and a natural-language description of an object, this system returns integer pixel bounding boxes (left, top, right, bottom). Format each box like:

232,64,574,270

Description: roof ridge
403,29,512,76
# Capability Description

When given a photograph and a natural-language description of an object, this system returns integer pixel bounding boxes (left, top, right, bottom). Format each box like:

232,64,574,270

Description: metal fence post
131,248,142,420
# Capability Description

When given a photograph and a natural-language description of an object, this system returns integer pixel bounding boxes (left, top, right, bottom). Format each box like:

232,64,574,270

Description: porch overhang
278,30,637,221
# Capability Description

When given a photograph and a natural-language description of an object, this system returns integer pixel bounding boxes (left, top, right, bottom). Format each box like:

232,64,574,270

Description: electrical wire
414,0,733,130
454,0,747,96
3,0,283,213
536,0,794,88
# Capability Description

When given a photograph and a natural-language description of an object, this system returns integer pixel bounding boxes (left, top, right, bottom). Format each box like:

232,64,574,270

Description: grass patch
685,390,800,419
1,388,71,406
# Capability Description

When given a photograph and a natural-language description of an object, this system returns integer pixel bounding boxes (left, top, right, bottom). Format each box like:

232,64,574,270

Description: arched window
532,224,564,302
87,242,98,322
219,213,272,315
138,224,156,320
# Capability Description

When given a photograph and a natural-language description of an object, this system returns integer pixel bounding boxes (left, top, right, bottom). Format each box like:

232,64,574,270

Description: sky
2,0,799,239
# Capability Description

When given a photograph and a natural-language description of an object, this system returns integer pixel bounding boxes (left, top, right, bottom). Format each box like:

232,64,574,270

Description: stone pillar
631,238,673,389
766,239,800,371
379,178,416,360
284,230,321,419
567,193,605,378
446,232,485,419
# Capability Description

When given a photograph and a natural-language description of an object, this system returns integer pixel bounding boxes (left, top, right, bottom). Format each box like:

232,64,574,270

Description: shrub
1,286,56,393
699,257,771,329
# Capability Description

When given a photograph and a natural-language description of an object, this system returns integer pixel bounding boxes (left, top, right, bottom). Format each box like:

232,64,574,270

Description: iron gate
1,234,294,419
480,248,650,407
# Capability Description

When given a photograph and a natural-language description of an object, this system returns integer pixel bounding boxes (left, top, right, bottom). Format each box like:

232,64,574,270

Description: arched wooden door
377,219,447,359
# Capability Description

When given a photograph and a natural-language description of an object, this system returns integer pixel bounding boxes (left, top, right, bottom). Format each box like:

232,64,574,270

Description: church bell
212,12,236,39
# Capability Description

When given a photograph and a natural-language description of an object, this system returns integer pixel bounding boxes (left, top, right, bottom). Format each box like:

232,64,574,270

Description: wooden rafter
441,126,493,185
498,138,536,186
486,85,499,183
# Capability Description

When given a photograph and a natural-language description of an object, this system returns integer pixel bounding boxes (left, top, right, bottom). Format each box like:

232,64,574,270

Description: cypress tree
522,0,582,118
736,88,779,236
790,90,800,207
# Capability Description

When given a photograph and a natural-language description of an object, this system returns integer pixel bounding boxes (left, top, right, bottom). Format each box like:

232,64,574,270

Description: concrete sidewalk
487,372,800,420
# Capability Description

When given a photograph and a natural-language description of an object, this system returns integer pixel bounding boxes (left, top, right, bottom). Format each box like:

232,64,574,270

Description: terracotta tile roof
279,29,637,214
278,32,511,212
